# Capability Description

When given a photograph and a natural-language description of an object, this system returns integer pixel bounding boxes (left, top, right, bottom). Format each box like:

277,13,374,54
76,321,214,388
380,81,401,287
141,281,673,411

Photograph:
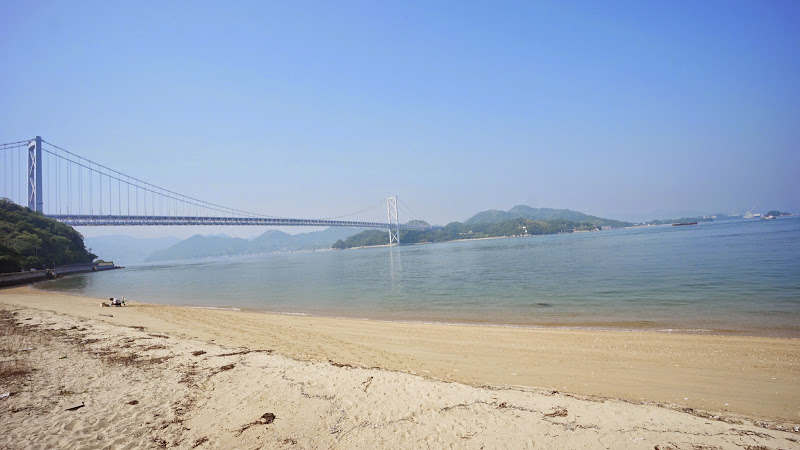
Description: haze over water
39,217,800,337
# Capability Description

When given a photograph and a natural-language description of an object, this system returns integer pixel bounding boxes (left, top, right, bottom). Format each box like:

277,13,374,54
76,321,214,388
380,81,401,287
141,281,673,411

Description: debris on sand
237,412,276,435
544,407,568,417
65,402,85,411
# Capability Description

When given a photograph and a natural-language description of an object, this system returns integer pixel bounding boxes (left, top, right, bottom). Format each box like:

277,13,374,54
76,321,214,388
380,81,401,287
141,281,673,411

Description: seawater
37,217,800,337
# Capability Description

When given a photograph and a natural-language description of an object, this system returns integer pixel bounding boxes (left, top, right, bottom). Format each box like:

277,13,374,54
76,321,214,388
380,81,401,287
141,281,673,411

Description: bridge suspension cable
1,137,438,231
316,199,387,221
397,197,425,223
38,139,283,219
1,142,27,207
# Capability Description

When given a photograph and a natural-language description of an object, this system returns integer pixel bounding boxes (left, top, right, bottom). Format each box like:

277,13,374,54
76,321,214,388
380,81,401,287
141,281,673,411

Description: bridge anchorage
1,136,437,244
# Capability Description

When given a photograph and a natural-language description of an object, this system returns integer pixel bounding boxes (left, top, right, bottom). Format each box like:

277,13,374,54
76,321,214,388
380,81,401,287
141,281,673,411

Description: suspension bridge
1,137,437,244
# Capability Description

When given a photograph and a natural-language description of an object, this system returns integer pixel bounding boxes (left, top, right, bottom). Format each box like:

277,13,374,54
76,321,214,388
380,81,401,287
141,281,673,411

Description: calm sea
37,217,800,337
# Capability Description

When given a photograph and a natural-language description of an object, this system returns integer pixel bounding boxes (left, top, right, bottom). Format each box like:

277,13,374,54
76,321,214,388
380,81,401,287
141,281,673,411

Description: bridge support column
387,196,399,245
27,136,43,212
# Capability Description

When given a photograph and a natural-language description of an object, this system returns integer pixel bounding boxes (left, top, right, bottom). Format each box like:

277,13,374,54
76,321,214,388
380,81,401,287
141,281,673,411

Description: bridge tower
27,136,43,213
387,196,400,245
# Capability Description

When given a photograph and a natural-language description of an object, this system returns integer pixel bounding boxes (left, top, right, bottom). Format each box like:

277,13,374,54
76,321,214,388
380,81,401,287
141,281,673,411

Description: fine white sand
1,287,798,449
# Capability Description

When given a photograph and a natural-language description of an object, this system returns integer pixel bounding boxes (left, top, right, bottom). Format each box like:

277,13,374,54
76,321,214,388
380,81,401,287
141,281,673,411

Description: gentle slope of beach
1,286,798,448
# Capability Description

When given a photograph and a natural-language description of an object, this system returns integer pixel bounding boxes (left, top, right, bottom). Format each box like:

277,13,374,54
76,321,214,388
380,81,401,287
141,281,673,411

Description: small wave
189,306,242,312
658,328,712,333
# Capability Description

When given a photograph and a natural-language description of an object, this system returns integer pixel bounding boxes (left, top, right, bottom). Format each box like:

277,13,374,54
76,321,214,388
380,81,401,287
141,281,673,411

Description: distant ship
743,209,761,219
672,222,698,226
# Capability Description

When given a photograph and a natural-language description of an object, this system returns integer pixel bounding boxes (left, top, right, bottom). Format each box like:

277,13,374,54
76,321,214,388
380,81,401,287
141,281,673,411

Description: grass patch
102,353,174,367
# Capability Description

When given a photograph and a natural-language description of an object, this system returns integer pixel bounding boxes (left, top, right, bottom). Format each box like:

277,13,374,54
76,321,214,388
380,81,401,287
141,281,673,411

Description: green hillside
465,205,631,228
0,199,96,273
333,217,599,249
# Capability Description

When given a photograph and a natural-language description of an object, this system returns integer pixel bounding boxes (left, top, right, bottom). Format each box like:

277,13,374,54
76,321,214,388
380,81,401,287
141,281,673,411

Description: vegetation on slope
765,210,791,217
0,199,96,273
332,218,600,249
640,216,714,225
465,205,632,228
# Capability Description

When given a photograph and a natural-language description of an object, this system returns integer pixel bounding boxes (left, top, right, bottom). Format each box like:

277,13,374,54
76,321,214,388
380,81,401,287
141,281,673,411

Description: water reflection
388,247,403,283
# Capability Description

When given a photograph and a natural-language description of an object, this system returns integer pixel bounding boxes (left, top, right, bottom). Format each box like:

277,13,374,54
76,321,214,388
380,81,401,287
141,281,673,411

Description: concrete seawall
0,264,122,289
0,271,53,288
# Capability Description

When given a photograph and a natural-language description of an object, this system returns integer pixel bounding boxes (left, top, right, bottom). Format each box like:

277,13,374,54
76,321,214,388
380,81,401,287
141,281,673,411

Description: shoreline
1,286,798,427
31,280,800,339
186,305,800,339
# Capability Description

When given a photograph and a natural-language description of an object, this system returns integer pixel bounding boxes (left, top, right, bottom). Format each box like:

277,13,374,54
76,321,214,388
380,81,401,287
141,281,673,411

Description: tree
0,199,96,272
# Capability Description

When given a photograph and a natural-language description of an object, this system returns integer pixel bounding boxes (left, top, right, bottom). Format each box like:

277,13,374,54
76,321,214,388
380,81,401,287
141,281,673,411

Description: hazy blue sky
2,1,798,237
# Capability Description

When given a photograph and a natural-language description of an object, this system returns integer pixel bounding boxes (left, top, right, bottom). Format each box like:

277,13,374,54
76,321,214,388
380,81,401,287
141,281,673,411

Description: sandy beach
1,286,798,449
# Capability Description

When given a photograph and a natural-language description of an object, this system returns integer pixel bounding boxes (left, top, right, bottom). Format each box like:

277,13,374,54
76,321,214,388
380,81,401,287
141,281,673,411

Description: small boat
672,222,698,226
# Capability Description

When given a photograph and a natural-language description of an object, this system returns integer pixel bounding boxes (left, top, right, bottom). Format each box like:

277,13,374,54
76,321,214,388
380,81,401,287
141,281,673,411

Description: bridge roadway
47,215,438,230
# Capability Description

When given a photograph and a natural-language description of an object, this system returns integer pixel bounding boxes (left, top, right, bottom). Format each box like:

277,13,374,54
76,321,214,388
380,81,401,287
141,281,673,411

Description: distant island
85,235,181,265
464,205,631,228
764,210,791,218
333,206,632,249
331,206,797,250
638,216,714,226
636,210,795,226
145,228,364,262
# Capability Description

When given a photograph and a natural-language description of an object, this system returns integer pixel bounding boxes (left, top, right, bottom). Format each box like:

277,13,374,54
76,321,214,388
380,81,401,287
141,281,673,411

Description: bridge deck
46,215,436,230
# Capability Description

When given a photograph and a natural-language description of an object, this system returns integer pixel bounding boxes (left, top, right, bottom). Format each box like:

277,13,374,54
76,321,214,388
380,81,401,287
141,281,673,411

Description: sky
1,1,798,238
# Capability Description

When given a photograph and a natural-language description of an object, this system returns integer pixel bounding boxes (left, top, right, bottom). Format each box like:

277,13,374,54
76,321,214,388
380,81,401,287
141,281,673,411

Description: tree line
0,199,96,273
332,218,600,249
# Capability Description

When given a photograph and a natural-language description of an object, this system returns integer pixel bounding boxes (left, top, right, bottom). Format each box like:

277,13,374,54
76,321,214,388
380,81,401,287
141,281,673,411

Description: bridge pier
27,136,43,213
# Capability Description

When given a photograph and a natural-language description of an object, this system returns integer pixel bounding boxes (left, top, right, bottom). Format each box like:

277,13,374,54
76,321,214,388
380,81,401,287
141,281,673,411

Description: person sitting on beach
111,297,120,306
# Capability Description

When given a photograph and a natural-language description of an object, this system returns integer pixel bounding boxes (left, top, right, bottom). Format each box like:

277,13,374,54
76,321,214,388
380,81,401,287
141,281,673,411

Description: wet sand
1,286,798,448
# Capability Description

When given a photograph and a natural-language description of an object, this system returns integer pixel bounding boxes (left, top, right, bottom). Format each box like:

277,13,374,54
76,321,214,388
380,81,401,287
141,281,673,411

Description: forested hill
333,217,600,249
0,199,96,273
465,205,631,228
